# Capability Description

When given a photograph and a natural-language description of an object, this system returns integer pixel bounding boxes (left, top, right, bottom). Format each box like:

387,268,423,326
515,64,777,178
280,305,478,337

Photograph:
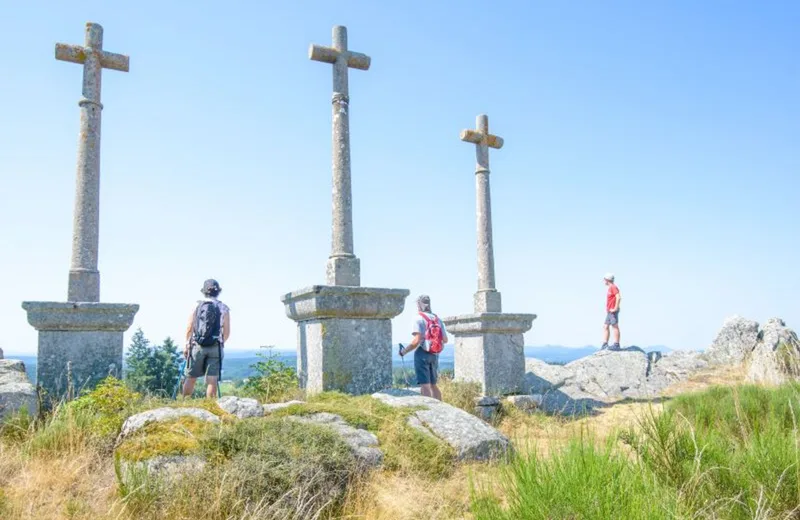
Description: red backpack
419,312,444,354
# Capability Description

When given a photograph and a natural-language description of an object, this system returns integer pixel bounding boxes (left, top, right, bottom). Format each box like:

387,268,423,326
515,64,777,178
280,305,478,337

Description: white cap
604,273,615,282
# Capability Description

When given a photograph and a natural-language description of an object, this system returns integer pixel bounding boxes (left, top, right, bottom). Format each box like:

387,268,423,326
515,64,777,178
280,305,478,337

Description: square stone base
282,285,409,396
443,313,537,396
297,318,393,394
36,330,125,398
22,301,139,401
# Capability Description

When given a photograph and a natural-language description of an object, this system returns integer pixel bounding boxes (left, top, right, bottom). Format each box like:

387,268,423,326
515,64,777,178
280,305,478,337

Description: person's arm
184,307,196,356
223,311,231,342
440,318,448,344
611,289,621,312
401,333,421,356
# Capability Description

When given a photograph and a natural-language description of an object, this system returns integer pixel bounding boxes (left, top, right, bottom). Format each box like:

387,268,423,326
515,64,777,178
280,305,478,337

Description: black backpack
193,301,222,347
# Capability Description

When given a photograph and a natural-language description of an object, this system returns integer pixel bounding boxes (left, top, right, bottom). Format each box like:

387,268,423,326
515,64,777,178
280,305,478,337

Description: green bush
240,346,299,403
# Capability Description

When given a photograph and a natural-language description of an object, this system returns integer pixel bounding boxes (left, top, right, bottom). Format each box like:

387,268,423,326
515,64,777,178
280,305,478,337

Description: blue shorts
605,311,620,326
414,348,439,385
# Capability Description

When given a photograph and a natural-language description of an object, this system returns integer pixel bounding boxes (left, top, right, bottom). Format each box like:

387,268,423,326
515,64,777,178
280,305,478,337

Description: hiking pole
398,343,411,389
173,356,187,399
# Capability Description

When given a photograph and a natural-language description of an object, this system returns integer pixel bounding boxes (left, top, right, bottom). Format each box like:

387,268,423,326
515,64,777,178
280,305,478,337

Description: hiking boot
609,343,621,351
600,343,608,350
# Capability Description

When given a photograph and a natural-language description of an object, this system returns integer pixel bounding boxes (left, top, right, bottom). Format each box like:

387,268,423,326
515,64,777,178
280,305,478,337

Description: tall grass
472,383,800,520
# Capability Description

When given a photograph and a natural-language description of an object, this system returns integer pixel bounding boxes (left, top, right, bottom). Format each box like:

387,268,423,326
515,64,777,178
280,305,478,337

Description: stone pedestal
443,313,536,396
282,286,408,395
22,301,138,399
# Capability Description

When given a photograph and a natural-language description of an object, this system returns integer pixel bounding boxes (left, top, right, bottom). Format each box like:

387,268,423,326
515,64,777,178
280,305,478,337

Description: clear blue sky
2,1,798,355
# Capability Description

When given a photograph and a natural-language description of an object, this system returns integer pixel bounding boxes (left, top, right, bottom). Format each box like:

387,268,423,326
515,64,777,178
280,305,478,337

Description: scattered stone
475,396,499,406
0,360,38,420
473,396,501,422
505,394,541,412
289,412,382,468
704,315,759,366
118,407,219,440
372,389,510,461
262,400,305,414
218,396,263,419
747,318,800,385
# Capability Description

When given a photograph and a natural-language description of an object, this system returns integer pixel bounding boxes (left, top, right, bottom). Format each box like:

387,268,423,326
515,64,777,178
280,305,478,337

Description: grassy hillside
1,367,797,519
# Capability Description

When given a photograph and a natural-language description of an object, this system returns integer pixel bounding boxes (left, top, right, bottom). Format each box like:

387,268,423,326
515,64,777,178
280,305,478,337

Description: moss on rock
116,416,213,462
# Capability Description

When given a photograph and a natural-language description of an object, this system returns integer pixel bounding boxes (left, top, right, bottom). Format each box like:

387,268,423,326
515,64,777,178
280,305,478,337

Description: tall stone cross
309,25,370,287
55,22,129,302
461,114,505,313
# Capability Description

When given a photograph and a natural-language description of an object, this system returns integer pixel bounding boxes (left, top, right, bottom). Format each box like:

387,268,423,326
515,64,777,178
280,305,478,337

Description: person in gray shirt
399,294,448,401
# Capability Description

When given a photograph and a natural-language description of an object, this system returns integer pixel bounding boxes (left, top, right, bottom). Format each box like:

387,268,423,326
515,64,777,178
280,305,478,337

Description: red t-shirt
606,284,619,312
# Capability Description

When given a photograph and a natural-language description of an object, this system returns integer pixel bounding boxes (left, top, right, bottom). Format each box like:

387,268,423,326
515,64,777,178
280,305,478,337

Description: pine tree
152,337,181,396
125,328,153,393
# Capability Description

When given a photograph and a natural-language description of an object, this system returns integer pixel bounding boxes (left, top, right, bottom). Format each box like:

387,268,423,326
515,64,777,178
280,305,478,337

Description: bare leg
182,377,197,397
602,323,610,345
420,384,432,397
431,384,442,401
612,325,620,345
205,376,218,399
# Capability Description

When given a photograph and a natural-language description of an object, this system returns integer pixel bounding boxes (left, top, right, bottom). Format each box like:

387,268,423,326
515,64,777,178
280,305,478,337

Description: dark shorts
186,343,223,378
414,348,439,385
604,311,620,326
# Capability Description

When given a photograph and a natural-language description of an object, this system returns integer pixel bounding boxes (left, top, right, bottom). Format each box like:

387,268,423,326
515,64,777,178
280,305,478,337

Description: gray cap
202,279,221,295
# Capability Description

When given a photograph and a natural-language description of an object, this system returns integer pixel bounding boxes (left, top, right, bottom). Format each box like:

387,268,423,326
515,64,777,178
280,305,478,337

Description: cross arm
308,44,371,70
55,43,130,72
460,129,504,149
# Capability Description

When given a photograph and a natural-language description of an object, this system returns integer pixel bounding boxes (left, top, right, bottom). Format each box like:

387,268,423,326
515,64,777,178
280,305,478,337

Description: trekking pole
398,343,411,389
173,357,187,399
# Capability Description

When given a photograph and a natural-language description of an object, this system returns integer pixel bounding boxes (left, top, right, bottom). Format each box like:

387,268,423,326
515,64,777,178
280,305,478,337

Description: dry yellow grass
0,363,749,520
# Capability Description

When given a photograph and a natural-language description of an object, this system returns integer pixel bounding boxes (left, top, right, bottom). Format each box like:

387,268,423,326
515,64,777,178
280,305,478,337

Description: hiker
601,273,621,351
399,295,447,400
182,279,230,398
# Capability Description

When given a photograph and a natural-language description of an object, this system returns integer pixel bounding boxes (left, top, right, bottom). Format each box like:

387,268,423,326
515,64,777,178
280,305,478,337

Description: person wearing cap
602,273,621,351
399,295,448,400
182,279,231,398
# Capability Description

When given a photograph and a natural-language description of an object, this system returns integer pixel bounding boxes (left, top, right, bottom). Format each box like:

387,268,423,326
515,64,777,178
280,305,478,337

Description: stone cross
461,114,505,313
55,22,129,302
309,25,370,287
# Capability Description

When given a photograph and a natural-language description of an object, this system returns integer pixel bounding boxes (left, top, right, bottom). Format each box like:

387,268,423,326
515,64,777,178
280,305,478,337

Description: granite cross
460,114,505,313
309,25,371,286
56,22,129,302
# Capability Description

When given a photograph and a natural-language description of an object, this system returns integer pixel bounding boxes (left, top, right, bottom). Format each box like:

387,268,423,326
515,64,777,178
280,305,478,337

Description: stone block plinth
443,313,536,396
22,301,139,400
281,285,408,395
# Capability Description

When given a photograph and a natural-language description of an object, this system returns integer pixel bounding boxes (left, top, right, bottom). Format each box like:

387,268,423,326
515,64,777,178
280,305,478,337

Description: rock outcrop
372,389,510,461
118,406,221,440
0,359,38,420
289,412,382,467
747,318,800,385
218,396,264,419
704,315,760,366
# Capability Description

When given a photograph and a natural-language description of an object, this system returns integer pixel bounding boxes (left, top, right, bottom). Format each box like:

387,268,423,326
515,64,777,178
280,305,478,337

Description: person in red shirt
602,273,622,351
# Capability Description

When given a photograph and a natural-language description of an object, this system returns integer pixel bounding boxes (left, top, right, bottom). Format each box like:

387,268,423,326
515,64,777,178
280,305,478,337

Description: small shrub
68,376,143,438
116,416,213,462
240,346,299,403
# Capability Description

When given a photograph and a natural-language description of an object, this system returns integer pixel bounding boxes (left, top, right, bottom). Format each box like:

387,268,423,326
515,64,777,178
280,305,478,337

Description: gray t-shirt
412,312,447,352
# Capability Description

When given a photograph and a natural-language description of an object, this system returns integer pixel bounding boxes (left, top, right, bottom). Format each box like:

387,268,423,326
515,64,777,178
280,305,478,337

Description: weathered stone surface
747,318,800,385
118,407,219,441
283,286,407,396
648,350,708,389
218,396,263,419
23,302,139,331
290,412,382,468
475,396,500,406
262,400,305,414
524,348,709,415
372,389,510,461
505,394,542,412
0,360,38,420
525,358,569,393
444,313,536,396
704,315,759,366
